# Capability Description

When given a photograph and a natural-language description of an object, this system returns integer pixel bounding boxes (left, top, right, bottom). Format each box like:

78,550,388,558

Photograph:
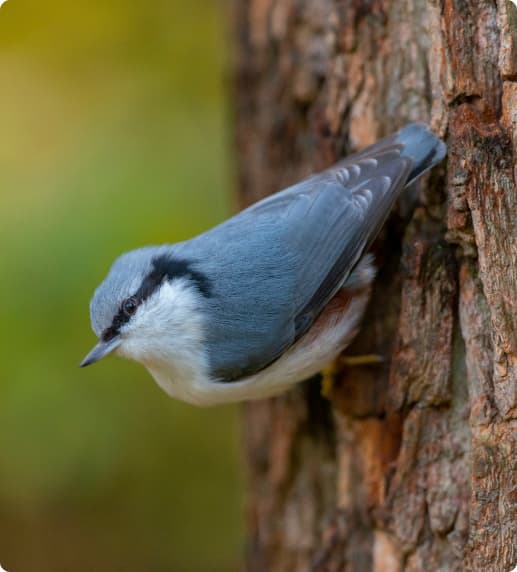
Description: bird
81,123,446,406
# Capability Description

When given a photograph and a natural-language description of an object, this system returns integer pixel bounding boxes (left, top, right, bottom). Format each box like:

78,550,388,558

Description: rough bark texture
232,1,517,571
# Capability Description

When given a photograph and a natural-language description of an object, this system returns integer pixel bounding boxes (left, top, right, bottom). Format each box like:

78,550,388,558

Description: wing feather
180,129,436,381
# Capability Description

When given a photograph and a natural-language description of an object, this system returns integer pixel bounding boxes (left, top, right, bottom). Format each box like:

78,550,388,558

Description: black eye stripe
101,255,212,342
137,255,212,300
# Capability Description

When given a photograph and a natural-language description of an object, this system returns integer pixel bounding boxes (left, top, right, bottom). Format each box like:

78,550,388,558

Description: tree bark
231,1,517,571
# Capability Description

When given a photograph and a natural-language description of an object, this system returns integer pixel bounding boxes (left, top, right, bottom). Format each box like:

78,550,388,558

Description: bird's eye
122,297,138,316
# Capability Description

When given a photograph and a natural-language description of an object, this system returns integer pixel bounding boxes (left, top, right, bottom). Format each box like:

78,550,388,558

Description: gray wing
247,147,412,340
177,125,443,381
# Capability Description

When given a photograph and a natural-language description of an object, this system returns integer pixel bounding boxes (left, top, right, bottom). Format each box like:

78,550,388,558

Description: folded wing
185,124,444,380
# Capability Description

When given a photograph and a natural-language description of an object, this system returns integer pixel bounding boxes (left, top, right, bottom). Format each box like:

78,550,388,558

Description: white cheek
117,279,207,366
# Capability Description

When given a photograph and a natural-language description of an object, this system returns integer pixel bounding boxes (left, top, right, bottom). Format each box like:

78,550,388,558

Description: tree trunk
231,1,517,571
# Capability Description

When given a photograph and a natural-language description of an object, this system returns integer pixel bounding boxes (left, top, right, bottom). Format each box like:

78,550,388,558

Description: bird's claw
320,354,384,399
320,361,338,399
339,354,384,367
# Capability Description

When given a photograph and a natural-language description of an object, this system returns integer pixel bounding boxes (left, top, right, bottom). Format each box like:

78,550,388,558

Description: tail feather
396,123,447,185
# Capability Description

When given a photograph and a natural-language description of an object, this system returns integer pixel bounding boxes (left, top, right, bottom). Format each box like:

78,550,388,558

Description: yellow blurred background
0,1,243,570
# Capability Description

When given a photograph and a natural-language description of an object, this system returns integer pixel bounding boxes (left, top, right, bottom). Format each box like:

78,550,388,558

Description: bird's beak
80,336,121,368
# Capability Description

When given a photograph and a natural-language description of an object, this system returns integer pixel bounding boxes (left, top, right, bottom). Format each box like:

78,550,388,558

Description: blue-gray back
173,124,446,380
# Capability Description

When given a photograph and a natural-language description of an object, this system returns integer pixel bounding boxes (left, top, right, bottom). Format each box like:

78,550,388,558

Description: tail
395,123,447,185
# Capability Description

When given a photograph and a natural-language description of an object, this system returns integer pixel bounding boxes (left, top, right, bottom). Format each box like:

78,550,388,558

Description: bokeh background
0,1,243,571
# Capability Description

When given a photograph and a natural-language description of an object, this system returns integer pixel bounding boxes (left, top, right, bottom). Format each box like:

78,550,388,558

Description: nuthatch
81,123,446,406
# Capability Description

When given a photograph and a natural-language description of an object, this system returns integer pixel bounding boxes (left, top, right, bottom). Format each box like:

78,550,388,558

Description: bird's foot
339,354,384,367
320,360,339,399
320,354,384,400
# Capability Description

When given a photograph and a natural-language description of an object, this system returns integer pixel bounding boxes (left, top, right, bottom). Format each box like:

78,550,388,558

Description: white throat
117,279,211,400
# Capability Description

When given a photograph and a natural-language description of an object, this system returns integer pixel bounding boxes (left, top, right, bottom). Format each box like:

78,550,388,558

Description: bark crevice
233,1,517,570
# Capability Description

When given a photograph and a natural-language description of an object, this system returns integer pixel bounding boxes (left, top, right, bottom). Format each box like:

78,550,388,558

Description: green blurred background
0,1,243,570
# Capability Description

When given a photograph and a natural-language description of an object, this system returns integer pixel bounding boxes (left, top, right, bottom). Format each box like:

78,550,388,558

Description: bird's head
81,246,210,370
